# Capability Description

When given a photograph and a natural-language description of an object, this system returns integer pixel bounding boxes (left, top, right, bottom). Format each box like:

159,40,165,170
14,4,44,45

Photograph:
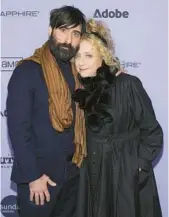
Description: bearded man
6,5,86,217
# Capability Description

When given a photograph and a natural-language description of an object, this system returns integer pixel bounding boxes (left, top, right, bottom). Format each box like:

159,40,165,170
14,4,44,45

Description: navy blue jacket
6,60,79,185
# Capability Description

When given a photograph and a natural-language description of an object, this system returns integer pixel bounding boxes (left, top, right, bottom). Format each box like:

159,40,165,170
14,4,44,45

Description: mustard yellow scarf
18,41,86,167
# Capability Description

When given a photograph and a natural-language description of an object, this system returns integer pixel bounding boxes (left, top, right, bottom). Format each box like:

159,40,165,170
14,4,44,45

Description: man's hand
29,174,56,205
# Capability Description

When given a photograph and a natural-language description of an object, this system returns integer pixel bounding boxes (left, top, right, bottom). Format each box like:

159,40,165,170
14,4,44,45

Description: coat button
104,137,108,141
93,152,96,155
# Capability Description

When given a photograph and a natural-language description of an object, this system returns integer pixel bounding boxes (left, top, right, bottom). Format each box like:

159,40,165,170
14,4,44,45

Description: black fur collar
72,64,118,132
77,64,117,89
72,64,117,109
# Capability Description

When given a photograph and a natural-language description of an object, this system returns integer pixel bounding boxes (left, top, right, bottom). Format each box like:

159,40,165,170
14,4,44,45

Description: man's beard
48,35,79,62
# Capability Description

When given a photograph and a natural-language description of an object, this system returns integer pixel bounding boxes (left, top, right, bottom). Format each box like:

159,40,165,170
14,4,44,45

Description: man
7,5,86,217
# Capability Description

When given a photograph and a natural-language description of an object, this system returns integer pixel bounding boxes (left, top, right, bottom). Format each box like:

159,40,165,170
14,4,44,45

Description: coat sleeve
130,76,163,171
6,61,42,183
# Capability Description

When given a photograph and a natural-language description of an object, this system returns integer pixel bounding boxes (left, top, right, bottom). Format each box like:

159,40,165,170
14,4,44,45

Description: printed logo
1,195,19,217
1,57,23,72
93,9,129,18
121,61,141,68
1,154,14,169
1,109,7,118
1,10,39,17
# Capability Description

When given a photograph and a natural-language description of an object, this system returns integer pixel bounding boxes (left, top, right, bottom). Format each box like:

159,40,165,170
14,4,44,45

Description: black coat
73,66,163,217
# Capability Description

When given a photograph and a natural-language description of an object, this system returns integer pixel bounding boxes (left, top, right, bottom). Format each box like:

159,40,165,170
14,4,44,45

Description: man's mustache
59,43,72,49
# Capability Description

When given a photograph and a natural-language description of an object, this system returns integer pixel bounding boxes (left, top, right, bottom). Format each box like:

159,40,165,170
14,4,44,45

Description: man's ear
48,26,52,37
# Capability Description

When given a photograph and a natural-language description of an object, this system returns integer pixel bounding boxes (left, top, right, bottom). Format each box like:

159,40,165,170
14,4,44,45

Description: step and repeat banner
1,0,168,216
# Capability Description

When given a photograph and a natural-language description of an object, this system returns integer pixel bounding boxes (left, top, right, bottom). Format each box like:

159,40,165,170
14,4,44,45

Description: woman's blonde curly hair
81,18,121,69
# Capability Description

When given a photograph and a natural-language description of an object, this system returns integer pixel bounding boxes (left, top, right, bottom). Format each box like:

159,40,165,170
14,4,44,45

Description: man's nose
65,33,72,44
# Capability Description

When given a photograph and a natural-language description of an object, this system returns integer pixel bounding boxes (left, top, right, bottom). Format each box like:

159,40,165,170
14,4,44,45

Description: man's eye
60,28,66,32
73,32,81,37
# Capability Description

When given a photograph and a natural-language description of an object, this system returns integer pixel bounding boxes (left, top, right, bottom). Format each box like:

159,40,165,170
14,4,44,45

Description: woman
72,19,163,217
